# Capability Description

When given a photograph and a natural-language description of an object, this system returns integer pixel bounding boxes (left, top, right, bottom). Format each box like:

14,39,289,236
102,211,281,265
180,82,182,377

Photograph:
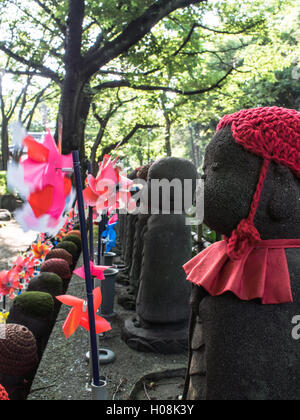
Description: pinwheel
0,311,8,325
102,220,118,253
0,270,20,298
74,261,109,281
7,128,75,236
56,287,111,339
31,240,53,260
83,154,136,214
19,257,37,282
109,214,118,225
11,255,36,282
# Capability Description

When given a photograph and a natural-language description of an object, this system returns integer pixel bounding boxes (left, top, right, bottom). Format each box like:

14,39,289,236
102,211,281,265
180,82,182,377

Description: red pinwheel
74,261,109,281
7,129,75,236
11,255,36,282
0,269,20,298
83,154,135,213
56,287,111,339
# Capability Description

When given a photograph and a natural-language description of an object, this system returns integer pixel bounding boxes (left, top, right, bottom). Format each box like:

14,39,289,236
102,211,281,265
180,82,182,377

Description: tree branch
94,67,235,96
65,0,85,70
100,123,160,159
173,23,198,56
0,44,61,83
194,21,264,35
84,0,204,77
33,0,66,35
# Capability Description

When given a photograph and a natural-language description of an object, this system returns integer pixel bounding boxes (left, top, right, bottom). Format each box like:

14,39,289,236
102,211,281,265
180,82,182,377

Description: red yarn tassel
227,159,270,260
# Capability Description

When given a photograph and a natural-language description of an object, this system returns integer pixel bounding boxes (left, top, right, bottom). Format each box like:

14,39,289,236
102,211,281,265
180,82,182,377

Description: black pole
72,151,100,387
88,162,94,262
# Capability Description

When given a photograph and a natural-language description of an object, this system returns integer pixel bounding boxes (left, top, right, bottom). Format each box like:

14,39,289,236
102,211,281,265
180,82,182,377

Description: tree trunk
60,73,85,153
165,118,172,157
1,118,9,171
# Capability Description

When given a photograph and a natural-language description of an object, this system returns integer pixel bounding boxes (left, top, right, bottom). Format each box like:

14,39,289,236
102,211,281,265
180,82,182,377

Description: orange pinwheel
56,287,111,339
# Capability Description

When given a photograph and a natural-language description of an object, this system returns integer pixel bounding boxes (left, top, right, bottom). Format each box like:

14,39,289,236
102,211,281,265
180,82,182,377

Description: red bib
184,239,300,304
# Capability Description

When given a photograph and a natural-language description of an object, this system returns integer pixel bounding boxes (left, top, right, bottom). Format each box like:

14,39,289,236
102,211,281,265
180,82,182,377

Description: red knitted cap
0,384,9,400
217,106,300,260
41,258,72,281
45,248,73,266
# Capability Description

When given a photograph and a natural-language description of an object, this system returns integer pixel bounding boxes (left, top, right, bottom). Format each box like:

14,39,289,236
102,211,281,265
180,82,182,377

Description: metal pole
88,162,94,263
72,151,100,388
97,220,102,266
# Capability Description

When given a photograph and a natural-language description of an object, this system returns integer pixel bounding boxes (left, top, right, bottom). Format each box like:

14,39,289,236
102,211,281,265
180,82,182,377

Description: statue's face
202,126,262,236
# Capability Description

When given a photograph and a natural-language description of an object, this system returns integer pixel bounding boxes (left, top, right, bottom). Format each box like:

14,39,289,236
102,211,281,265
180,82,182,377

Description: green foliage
0,171,8,195
0,0,299,168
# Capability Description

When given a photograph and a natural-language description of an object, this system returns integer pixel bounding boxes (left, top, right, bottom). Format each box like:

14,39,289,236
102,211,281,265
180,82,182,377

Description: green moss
27,273,63,297
13,292,54,319
63,234,82,251
73,220,89,231
56,241,79,261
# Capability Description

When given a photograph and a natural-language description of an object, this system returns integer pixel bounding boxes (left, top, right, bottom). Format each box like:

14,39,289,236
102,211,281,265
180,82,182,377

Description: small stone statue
7,291,55,359
122,157,197,354
118,163,152,310
183,107,300,400
115,169,139,285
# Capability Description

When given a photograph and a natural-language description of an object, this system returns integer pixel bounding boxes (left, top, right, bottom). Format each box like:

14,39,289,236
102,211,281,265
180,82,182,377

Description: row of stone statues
116,106,300,400
115,157,198,354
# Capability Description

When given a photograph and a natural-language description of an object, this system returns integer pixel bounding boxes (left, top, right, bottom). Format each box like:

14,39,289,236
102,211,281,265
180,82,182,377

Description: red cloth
184,239,300,304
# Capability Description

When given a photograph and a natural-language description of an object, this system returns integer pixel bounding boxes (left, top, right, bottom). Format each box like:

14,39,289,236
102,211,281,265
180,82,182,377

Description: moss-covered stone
67,230,81,239
56,241,79,262
12,292,54,320
27,273,63,297
63,234,82,251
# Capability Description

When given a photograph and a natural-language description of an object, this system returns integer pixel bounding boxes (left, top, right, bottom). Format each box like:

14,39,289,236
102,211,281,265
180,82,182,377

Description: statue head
147,157,198,213
203,107,300,259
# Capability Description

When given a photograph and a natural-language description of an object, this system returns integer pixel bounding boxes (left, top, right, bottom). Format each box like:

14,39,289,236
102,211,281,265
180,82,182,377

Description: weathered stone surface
122,157,197,354
184,125,300,400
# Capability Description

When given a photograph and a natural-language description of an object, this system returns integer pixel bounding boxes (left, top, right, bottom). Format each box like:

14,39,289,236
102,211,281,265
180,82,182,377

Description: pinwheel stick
97,214,108,264
88,162,94,263
72,151,101,389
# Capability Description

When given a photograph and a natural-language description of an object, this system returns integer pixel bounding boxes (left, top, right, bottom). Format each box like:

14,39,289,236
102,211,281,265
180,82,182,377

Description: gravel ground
28,268,188,401
0,220,37,271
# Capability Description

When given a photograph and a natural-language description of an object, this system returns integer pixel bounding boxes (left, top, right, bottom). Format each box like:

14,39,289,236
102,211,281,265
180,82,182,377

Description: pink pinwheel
11,255,35,282
56,287,111,339
74,262,109,281
109,214,118,225
83,154,135,213
0,269,20,298
19,257,37,282
11,255,26,273
8,130,75,235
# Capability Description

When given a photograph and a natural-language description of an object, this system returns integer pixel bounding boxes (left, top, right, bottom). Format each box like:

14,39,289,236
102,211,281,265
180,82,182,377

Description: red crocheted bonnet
0,384,9,400
217,106,300,260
